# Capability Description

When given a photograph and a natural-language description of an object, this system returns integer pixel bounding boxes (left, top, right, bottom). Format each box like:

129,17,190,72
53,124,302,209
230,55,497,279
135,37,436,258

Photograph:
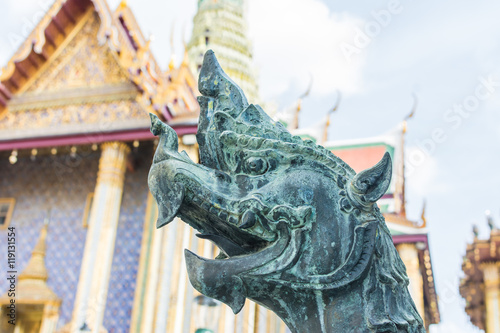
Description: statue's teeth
239,211,257,229
228,215,238,224
219,211,228,220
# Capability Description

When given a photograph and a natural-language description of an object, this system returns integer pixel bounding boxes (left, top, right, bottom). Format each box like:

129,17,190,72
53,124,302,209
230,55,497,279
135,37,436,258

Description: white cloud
247,0,366,100
6,0,49,16
405,146,447,196
0,0,54,61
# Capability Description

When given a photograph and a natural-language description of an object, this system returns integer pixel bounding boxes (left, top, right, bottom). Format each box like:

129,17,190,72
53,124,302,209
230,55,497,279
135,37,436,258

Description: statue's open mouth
148,113,280,256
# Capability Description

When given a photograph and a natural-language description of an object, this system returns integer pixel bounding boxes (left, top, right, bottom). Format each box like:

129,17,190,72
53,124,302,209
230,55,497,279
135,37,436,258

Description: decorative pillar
483,263,500,333
397,243,425,317
71,142,130,332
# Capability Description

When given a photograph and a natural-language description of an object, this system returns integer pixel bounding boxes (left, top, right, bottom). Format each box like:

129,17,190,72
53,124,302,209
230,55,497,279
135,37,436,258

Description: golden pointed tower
187,0,259,103
0,219,61,332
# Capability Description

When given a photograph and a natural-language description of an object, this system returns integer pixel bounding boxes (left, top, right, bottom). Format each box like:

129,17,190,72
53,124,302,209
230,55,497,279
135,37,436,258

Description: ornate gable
25,12,129,94
0,8,153,141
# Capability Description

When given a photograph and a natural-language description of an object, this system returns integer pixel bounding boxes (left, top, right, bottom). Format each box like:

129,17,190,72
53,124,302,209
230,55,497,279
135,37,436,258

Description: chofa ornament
148,50,425,333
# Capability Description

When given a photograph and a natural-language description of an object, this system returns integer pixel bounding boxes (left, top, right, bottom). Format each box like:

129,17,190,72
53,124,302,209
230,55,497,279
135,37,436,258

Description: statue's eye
245,157,268,175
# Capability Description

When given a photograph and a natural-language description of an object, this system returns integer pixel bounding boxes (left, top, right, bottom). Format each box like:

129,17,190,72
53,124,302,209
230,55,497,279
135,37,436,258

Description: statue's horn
198,50,248,111
348,152,392,209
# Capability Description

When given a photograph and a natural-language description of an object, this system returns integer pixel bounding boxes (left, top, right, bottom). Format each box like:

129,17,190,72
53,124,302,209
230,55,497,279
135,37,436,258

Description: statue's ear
348,152,392,207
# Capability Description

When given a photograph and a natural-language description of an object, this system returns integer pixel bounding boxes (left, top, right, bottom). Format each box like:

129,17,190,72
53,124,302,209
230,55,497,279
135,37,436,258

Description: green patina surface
148,50,425,333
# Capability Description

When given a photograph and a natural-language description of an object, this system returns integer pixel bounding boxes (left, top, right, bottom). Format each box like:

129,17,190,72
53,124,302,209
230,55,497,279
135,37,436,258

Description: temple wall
0,144,150,332
0,149,99,327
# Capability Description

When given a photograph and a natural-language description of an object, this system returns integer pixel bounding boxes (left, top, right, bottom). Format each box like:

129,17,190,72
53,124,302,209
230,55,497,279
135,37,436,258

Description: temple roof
0,0,199,151
161,51,200,126
460,225,500,330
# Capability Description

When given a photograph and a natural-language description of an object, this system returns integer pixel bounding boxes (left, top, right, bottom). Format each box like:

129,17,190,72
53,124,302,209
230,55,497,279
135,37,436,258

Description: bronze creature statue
148,50,425,333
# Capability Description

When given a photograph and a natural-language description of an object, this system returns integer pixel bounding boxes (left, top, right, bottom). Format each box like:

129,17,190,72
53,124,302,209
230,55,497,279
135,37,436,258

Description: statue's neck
254,286,369,333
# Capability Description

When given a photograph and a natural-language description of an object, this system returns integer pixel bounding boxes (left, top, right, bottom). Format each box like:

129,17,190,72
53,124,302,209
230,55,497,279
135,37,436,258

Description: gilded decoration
25,13,129,94
97,141,131,187
0,100,146,131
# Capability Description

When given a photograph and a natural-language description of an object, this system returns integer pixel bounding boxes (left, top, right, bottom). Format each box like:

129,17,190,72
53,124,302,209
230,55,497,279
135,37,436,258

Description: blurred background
0,0,499,332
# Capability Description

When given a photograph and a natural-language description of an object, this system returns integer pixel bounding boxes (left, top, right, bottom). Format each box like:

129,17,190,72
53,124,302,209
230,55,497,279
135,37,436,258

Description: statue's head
148,50,423,332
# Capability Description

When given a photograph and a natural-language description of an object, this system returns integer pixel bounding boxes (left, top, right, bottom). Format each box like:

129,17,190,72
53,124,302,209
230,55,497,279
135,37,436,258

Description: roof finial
291,74,313,130
119,0,127,9
420,200,427,228
168,21,176,70
403,93,417,134
486,210,496,231
396,93,418,217
322,90,341,144
472,224,479,239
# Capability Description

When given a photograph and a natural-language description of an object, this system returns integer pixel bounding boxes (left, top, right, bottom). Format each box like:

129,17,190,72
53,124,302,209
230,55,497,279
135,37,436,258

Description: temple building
460,216,500,333
0,0,439,332
0,0,201,332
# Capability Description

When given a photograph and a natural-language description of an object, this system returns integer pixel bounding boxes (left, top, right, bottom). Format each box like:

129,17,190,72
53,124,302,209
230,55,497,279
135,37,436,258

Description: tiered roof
460,224,500,330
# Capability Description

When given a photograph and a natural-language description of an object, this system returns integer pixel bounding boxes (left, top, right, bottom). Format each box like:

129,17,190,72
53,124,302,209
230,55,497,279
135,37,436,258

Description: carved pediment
24,12,130,95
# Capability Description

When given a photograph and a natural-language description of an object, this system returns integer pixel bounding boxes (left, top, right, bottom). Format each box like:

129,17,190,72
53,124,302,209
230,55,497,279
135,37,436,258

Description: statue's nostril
215,171,231,183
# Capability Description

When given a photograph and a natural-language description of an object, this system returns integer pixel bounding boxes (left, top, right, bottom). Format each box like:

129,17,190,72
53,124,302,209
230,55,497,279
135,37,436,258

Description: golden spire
19,217,49,281
119,0,128,9
3,213,61,303
168,58,175,71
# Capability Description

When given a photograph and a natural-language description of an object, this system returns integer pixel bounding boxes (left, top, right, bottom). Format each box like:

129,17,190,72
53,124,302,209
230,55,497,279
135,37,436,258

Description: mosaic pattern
0,150,99,328
0,145,152,332
103,146,150,332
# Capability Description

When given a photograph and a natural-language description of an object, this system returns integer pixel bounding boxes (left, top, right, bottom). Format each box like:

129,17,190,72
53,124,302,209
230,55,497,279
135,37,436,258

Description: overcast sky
2,0,500,332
